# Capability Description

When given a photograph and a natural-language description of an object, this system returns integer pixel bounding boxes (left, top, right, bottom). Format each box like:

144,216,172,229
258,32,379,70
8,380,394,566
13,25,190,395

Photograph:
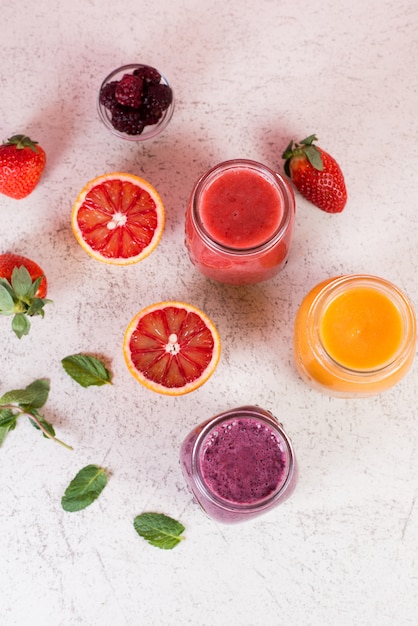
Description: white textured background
1,1,418,625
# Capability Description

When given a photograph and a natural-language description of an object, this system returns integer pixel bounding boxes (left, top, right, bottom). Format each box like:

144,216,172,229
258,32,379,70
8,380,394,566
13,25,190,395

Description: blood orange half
71,172,165,265
123,301,221,395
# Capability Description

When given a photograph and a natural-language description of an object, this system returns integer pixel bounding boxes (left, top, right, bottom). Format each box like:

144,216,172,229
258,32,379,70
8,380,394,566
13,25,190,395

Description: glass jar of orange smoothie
185,159,295,285
293,275,417,397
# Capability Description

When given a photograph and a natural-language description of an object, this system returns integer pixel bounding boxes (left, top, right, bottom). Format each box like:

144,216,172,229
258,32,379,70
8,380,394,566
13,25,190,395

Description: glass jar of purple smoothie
180,406,297,523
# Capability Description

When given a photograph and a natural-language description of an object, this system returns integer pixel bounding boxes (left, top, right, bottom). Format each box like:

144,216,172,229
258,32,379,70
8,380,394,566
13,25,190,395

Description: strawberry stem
4,134,39,153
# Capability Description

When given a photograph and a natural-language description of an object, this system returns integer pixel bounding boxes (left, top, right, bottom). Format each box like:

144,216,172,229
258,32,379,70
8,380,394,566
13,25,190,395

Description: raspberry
115,74,144,108
111,107,145,135
99,81,118,110
133,65,161,85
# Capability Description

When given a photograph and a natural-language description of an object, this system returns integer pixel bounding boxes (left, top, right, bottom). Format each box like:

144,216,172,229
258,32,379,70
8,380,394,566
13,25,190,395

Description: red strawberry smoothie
199,168,282,249
185,160,295,285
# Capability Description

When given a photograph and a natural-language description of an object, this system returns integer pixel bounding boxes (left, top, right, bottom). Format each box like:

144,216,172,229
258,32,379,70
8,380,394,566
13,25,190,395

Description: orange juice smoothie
293,275,417,397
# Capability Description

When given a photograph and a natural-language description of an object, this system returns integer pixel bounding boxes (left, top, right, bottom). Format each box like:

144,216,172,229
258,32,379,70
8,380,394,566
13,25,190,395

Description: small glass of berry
97,63,174,141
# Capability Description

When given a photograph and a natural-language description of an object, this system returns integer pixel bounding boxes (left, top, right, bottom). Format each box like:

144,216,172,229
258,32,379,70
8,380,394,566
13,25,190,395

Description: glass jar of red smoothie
180,405,297,523
185,159,296,285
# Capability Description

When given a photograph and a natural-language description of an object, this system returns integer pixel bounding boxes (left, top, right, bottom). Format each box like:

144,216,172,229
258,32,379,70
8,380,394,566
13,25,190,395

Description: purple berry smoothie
180,406,297,523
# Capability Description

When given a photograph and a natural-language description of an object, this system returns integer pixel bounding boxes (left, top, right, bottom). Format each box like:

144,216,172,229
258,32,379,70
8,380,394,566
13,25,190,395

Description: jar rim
307,274,417,380
190,159,295,256
190,405,296,513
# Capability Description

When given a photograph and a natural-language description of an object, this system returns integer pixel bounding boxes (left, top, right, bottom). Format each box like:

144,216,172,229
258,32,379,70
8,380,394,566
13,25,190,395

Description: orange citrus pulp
123,301,221,395
71,172,165,264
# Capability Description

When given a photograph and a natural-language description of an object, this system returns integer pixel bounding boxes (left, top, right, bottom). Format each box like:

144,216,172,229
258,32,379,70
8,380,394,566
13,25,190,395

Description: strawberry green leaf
299,134,318,146
133,512,185,550
61,464,108,512
304,145,323,171
11,266,33,298
61,354,112,387
12,313,30,338
27,298,49,317
0,284,15,313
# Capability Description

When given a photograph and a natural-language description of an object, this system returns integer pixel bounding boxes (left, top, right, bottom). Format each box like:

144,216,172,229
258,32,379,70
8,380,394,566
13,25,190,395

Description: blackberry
140,84,173,125
115,74,144,108
99,81,118,110
111,107,145,135
133,64,161,86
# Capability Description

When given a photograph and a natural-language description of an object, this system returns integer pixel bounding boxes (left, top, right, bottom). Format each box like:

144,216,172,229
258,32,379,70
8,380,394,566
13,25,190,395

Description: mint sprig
61,464,108,512
61,354,112,387
133,512,185,550
0,378,72,450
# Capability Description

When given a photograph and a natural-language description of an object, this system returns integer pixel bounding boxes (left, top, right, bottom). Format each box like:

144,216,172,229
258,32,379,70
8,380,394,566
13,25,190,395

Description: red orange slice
123,301,221,395
71,172,164,264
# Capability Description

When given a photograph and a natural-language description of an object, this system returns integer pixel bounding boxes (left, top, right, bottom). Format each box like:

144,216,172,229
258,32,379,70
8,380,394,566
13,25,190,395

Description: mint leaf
0,379,49,409
0,408,16,426
28,409,56,438
21,379,50,410
61,354,112,388
0,379,72,450
133,512,185,550
61,464,108,512
0,409,17,446
0,388,37,405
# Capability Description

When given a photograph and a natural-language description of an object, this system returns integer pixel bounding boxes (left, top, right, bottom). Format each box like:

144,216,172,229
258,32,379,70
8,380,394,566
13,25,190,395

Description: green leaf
61,464,108,512
299,134,318,146
12,313,30,338
28,409,56,438
21,379,50,409
0,409,17,446
0,284,15,313
133,512,185,550
304,145,324,171
0,408,16,426
25,276,42,300
11,266,33,298
0,388,37,405
0,379,50,409
61,354,112,387
0,425,11,446
27,298,49,317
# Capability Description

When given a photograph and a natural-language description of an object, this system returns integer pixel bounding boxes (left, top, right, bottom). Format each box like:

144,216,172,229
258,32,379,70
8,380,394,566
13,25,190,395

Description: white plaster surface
1,1,418,625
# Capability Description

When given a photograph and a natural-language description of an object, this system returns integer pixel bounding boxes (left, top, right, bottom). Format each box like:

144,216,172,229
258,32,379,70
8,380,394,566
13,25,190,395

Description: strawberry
0,253,51,338
282,134,347,213
0,134,46,199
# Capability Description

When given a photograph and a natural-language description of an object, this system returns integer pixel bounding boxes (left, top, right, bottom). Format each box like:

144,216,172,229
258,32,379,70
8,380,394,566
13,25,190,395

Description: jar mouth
308,274,417,378
191,405,296,513
190,159,295,256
